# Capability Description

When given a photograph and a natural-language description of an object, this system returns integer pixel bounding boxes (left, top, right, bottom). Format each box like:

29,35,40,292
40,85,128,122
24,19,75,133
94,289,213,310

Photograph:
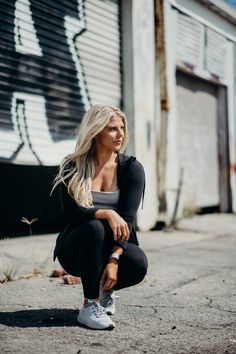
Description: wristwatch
109,252,121,261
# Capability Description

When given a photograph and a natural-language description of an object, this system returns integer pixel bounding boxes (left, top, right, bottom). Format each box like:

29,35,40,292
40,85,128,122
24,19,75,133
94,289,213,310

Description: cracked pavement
0,214,236,354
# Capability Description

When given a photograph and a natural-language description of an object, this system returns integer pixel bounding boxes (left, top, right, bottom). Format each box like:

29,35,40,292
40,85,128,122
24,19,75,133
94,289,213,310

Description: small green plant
21,217,39,236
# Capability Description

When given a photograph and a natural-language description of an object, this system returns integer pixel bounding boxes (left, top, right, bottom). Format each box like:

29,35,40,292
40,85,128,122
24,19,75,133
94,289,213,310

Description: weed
0,237,51,283
0,259,18,283
21,217,39,236
32,252,51,276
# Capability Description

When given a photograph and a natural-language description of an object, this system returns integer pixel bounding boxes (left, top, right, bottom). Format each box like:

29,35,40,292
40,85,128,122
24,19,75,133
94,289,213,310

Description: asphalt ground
0,214,236,354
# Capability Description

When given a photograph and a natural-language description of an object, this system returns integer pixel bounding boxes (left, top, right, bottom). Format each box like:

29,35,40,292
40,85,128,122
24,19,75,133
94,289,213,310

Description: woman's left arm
101,162,145,290
118,160,145,229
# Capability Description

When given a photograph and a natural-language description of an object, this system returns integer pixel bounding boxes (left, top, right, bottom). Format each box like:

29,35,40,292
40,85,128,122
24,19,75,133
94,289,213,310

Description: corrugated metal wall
205,28,227,80
0,0,122,236
0,0,121,166
176,11,228,81
176,13,203,69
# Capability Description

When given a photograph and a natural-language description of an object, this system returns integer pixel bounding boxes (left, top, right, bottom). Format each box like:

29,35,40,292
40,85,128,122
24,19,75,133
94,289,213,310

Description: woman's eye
107,126,124,131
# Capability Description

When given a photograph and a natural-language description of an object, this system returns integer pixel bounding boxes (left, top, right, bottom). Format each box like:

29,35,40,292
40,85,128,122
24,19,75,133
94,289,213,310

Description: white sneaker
100,290,117,315
77,300,115,330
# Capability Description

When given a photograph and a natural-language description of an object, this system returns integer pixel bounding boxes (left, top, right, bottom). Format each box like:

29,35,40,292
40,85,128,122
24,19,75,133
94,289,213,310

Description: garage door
0,0,121,166
176,71,220,210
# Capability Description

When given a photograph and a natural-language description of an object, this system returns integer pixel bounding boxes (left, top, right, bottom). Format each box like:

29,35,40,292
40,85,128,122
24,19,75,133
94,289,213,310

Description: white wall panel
176,12,203,68
205,28,228,79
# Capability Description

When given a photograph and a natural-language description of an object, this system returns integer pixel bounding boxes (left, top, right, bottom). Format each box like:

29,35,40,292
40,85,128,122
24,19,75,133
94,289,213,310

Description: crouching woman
52,104,148,330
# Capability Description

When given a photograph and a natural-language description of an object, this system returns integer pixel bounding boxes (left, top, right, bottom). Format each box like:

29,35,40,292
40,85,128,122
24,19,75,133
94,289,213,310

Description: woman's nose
117,128,124,137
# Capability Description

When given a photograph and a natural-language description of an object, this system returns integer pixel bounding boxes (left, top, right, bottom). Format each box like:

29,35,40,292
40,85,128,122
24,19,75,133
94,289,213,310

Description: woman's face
95,116,125,152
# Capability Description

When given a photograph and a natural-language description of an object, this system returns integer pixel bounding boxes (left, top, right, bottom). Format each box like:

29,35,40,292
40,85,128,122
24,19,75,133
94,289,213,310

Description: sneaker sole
77,316,115,330
77,321,115,330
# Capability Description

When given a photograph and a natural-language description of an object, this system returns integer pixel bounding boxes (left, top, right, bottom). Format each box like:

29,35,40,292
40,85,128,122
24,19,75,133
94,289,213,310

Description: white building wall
225,40,236,211
133,0,158,230
122,0,159,231
164,2,181,220
164,0,236,217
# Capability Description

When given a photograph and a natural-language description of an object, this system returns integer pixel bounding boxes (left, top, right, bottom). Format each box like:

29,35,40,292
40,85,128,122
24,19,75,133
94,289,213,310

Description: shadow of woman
0,308,79,327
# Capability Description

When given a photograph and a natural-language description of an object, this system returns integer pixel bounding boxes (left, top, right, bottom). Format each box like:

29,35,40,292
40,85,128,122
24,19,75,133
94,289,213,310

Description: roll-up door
176,71,220,210
0,0,121,166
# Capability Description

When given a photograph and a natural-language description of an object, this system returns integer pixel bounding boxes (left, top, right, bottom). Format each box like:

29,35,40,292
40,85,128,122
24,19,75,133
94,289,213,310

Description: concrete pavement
0,214,236,354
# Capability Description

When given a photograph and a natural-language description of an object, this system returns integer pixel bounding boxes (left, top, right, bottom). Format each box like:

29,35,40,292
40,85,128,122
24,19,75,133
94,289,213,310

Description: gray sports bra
91,190,120,210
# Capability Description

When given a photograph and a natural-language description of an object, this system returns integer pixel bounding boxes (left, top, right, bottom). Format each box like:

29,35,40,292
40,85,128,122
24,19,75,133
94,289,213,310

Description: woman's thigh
57,219,108,277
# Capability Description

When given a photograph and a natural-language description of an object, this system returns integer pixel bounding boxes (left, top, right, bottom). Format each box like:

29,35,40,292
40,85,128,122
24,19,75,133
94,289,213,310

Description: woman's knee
124,246,148,283
116,252,148,290
135,253,148,281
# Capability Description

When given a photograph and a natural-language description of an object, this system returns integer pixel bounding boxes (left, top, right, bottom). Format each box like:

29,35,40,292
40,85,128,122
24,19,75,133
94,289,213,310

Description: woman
52,104,148,330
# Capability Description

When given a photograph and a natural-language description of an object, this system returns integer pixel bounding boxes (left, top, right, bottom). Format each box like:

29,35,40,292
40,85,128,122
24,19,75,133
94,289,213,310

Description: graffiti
0,0,90,165
14,0,43,56
11,93,74,164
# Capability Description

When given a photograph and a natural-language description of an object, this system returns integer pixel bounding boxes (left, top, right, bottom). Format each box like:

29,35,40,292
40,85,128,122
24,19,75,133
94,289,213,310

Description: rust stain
155,0,169,112
230,164,236,173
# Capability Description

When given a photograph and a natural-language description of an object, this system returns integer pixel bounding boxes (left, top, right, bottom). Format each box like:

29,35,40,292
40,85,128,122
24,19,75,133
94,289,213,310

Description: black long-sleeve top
53,153,145,261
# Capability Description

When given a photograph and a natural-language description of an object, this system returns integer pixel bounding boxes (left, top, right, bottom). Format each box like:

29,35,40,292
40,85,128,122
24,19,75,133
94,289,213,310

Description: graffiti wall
0,0,121,165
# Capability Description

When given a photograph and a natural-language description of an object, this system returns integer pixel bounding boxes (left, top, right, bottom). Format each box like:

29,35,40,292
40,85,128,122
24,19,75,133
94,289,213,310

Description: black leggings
57,219,148,299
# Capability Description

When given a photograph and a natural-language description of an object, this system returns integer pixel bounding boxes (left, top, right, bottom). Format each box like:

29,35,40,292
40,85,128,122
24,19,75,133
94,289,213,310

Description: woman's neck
94,151,118,168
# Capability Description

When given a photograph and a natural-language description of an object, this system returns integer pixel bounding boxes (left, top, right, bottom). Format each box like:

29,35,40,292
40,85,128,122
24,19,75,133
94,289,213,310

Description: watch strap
109,252,121,261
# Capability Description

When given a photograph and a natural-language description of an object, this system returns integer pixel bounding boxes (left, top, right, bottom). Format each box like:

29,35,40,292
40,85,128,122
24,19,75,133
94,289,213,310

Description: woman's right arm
59,182,99,224
95,209,129,241
60,182,129,240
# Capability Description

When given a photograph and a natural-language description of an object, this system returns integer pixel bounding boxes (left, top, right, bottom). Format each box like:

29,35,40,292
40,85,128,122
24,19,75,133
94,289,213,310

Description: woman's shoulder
118,153,144,172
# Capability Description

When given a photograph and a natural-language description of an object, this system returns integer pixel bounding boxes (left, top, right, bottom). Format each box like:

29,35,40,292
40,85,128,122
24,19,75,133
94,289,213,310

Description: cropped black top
53,153,145,261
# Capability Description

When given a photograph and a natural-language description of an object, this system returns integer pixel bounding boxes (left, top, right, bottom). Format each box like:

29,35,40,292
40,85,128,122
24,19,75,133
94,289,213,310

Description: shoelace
90,301,107,318
101,292,119,306
101,292,113,307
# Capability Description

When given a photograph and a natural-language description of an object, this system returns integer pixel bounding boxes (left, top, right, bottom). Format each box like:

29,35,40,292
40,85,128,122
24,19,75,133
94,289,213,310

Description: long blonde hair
52,104,129,207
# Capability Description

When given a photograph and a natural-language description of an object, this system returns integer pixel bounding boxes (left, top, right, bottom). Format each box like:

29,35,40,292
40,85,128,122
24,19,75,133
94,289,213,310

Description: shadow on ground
0,309,78,327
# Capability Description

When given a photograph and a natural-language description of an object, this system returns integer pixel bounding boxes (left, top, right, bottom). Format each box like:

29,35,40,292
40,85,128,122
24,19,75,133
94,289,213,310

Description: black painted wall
0,162,65,237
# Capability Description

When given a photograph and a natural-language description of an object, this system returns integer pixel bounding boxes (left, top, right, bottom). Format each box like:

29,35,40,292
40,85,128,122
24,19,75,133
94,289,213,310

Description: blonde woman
52,104,148,330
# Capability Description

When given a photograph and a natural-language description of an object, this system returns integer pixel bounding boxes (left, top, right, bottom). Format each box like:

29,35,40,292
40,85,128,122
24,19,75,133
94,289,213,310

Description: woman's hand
106,210,129,241
100,259,119,291
95,209,129,241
